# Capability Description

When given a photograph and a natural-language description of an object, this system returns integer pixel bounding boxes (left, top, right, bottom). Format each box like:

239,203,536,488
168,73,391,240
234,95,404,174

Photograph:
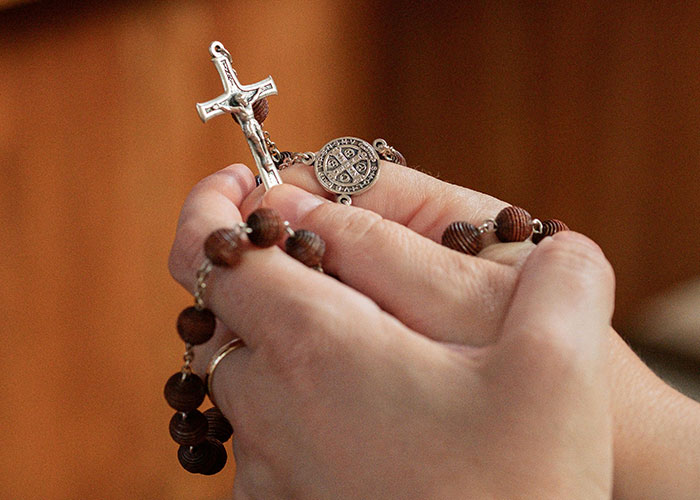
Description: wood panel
0,1,379,498
1,1,698,498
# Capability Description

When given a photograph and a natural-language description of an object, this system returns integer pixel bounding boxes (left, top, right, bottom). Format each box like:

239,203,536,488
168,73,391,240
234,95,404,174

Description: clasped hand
169,161,621,499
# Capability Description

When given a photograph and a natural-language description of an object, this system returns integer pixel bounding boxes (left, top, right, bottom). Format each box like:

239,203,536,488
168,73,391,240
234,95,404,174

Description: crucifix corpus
195,41,407,204
196,41,281,190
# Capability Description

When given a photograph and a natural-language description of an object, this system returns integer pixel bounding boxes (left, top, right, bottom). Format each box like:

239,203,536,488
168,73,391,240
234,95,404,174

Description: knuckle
334,207,387,246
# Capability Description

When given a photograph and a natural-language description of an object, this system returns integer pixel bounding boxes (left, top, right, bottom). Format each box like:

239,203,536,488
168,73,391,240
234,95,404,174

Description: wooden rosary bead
204,228,242,267
285,229,325,268
169,410,208,446
441,221,483,256
177,439,223,474
164,372,206,412
204,407,233,443
247,208,284,247
252,97,269,123
532,219,569,244
391,149,407,166
176,306,216,345
495,206,533,242
198,439,228,476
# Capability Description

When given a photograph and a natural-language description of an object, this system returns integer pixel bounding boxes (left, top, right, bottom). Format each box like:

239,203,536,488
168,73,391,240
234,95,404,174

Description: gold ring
206,337,245,407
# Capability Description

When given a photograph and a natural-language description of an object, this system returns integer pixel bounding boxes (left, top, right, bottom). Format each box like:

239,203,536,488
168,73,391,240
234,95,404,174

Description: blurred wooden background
1,1,698,498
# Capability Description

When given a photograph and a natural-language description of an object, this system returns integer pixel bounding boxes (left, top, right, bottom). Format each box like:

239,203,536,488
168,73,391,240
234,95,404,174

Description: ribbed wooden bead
204,228,242,267
252,98,269,123
285,229,325,268
495,206,533,242
441,221,483,255
164,372,206,412
169,410,208,446
199,439,228,476
176,306,216,345
247,208,284,248
177,439,225,474
204,407,233,443
391,149,407,166
532,219,569,244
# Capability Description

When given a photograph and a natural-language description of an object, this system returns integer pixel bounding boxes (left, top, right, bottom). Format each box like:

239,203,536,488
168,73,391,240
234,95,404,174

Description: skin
169,161,699,499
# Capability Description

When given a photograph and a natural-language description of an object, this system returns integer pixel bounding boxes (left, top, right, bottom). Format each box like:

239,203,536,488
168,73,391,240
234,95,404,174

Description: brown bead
176,306,216,345
532,219,569,244
204,407,233,443
177,439,225,475
252,98,269,123
285,229,325,268
204,228,242,267
495,206,533,242
441,221,483,255
164,372,206,412
169,410,208,446
247,208,284,247
199,439,228,476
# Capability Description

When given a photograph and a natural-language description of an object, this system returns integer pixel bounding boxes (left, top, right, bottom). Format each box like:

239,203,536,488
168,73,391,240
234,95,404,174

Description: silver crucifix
196,41,282,190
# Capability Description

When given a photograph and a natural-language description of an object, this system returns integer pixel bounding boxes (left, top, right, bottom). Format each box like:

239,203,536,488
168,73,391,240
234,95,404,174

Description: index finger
240,160,508,243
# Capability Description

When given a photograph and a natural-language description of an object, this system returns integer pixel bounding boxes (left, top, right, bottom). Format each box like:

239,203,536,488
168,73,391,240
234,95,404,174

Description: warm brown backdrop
1,1,699,498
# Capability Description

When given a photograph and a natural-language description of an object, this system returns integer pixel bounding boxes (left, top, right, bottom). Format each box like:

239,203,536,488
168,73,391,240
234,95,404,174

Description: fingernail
262,184,325,226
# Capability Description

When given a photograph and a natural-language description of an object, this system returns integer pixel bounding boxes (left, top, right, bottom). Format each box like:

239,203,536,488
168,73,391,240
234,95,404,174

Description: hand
169,163,615,498
252,161,700,499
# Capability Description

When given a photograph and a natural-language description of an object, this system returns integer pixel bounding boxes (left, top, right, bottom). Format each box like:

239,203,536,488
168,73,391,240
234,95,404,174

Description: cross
196,41,282,190
327,145,370,184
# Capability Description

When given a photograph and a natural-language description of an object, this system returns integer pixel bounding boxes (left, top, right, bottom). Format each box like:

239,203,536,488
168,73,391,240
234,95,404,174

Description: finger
480,231,616,496
168,163,409,358
262,183,517,345
169,163,257,288
488,230,615,388
240,160,508,243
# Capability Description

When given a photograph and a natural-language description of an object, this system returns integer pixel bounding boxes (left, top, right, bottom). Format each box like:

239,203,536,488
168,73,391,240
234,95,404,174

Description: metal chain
478,219,498,234
372,138,404,164
194,260,213,311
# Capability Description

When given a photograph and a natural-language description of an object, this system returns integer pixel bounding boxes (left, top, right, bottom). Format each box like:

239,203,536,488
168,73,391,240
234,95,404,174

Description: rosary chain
194,260,213,310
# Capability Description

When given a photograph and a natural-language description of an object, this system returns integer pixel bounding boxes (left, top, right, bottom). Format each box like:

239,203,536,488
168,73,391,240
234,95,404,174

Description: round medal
313,137,380,197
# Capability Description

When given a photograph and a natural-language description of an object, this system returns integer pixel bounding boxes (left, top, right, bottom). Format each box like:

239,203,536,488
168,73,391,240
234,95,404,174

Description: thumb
494,231,615,375
481,232,616,498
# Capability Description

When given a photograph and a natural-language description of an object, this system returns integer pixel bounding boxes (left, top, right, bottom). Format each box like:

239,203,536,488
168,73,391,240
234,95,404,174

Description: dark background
1,1,698,498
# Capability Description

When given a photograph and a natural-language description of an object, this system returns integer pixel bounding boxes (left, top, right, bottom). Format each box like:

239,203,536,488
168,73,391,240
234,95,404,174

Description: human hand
169,163,615,498
246,160,700,499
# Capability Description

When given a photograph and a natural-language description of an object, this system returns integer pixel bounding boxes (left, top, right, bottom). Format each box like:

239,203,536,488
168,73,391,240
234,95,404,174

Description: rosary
164,41,569,476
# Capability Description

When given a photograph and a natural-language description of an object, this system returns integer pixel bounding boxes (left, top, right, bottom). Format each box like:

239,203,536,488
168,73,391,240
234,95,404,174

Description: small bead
495,206,533,242
176,306,216,345
252,98,269,123
441,221,483,255
204,407,233,443
164,372,206,412
177,439,224,474
392,149,407,166
204,228,242,267
532,219,569,244
169,410,208,446
285,229,325,268
199,439,228,476
247,208,284,247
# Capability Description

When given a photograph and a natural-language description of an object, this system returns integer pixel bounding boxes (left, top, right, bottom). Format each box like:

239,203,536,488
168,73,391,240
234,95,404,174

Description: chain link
194,260,213,310
478,219,498,234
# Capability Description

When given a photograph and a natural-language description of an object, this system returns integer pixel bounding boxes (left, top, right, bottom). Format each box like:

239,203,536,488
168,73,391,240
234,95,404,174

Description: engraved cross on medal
196,41,282,190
